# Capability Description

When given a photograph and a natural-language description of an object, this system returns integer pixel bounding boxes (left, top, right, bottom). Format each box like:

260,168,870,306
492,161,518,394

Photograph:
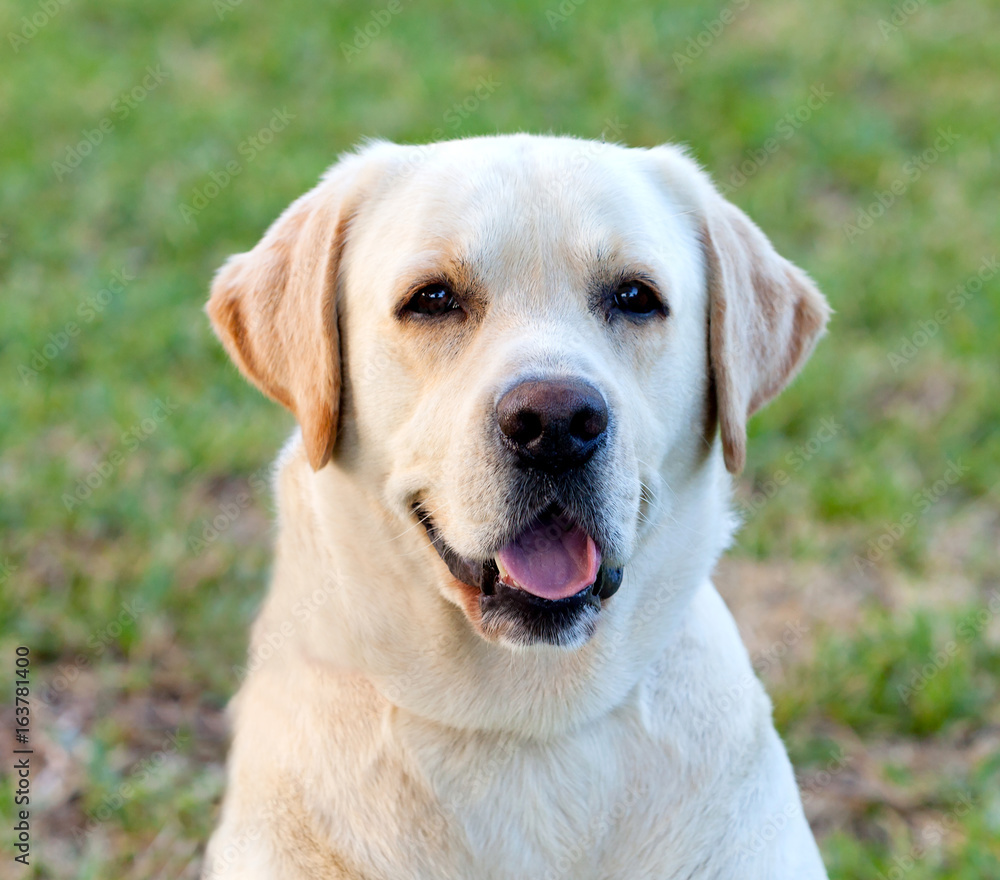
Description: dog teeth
492,555,524,592
493,555,520,588
494,555,509,579
496,562,524,590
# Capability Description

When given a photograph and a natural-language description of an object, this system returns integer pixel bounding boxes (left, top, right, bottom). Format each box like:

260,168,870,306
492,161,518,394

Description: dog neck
247,436,736,739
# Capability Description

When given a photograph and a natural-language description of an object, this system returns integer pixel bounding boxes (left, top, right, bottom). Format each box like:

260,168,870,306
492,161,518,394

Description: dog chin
480,580,603,648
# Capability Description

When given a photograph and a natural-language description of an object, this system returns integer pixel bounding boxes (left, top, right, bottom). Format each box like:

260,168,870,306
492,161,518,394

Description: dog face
208,135,828,651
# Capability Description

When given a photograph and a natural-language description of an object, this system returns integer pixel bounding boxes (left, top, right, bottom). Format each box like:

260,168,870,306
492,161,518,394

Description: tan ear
702,194,830,474
647,147,830,475
206,160,365,470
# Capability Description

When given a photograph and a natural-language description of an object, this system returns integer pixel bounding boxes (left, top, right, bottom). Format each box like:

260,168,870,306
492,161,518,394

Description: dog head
208,135,828,654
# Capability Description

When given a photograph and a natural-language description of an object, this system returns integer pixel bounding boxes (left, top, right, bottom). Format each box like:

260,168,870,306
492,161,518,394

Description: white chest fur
204,584,826,879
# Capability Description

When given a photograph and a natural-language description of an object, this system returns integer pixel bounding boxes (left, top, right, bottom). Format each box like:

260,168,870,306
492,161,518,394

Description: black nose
496,378,609,472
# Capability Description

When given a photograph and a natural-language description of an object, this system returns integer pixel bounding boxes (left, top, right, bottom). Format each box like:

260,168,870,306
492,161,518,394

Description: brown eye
402,283,461,317
612,280,662,316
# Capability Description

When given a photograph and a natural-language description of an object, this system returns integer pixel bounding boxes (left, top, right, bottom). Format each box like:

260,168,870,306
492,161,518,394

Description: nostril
570,406,608,442
506,410,543,446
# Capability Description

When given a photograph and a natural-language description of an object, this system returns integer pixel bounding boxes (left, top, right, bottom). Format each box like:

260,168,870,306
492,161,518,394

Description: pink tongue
496,514,601,601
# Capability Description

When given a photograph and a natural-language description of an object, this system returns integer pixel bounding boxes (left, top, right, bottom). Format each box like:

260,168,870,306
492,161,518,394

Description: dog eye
612,280,663,316
403,283,461,317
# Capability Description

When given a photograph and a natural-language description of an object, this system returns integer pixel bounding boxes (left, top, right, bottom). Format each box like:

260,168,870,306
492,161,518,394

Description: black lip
415,505,499,595
482,579,600,645
412,504,624,606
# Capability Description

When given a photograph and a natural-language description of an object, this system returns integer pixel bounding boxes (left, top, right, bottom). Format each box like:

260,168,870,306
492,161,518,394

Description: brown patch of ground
715,500,1000,846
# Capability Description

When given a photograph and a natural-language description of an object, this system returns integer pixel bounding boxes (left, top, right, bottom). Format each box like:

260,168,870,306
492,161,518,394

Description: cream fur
202,135,829,879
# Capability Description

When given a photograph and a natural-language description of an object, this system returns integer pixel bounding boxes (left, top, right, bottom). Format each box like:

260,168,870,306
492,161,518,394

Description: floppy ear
206,160,365,470
702,193,830,474
648,146,830,475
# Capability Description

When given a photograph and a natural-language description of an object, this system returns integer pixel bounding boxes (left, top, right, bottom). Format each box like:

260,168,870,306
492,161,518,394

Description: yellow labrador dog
202,135,830,879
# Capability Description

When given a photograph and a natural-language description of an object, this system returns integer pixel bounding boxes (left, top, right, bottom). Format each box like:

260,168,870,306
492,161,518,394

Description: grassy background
1,0,998,876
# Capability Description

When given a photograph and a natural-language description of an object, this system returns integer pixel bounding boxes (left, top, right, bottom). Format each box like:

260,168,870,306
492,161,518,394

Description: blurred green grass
0,0,998,876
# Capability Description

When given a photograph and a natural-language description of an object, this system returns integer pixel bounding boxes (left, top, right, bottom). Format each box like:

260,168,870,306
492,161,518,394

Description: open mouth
415,503,623,645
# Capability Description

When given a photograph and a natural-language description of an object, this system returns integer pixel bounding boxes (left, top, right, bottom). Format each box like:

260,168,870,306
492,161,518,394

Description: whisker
384,500,447,544
633,457,707,538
